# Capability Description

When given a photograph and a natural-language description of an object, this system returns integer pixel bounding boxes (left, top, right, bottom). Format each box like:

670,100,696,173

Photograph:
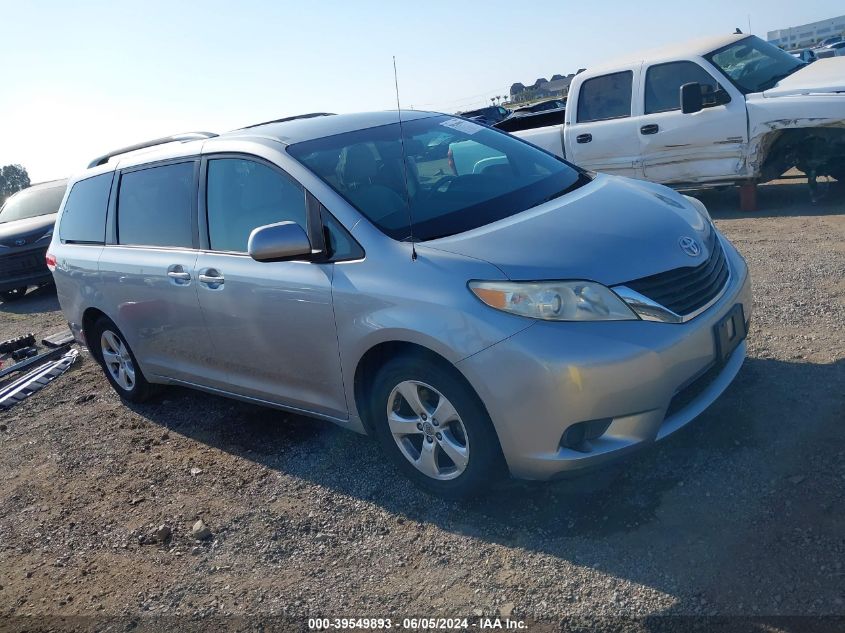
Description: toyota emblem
678,236,701,257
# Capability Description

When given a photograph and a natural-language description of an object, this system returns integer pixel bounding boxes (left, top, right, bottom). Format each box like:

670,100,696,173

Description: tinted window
577,71,633,122
59,174,112,244
0,182,66,224
645,62,721,114
206,159,306,253
288,114,587,241
118,163,194,248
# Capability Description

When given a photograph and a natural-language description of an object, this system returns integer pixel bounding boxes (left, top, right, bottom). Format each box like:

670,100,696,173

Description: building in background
767,15,845,49
509,74,574,104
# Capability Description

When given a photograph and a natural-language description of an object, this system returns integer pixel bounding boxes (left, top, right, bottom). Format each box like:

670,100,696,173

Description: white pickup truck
513,34,845,189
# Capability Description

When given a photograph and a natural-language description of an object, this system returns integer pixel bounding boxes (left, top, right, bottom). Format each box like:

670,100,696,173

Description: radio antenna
393,56,417,261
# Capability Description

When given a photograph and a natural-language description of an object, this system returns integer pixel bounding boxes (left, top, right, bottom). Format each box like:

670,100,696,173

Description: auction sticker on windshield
441,118,483,135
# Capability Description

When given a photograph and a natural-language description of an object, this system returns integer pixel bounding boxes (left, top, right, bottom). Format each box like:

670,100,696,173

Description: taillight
46,252,57,272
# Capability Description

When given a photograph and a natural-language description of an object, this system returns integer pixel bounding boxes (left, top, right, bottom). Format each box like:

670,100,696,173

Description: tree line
0,164,31,205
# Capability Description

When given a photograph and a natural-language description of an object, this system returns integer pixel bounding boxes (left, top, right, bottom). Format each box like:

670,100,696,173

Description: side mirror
248,221,313,262
680,82,703,114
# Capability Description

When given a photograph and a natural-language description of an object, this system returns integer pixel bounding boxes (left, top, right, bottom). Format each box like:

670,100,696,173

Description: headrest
338,144,378,187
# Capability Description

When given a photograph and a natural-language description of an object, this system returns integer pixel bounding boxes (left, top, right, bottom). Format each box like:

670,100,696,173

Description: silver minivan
50,112,751,498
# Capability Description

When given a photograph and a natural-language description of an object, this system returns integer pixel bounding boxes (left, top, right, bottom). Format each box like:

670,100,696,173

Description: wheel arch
755,126,845,182
352,340,493,439
81,307,109,358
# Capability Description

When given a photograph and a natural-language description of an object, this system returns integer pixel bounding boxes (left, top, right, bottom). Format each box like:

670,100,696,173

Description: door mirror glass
248,221,312,262
680,82,703,114
700,83,717,106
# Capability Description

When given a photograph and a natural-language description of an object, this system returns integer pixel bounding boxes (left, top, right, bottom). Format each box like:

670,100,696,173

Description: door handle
640,124,659,135
166,265,191,285
198,273,224,285
576,133,592,144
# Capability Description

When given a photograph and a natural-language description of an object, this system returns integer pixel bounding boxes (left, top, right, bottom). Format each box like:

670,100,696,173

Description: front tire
369,354,504,499
90,317,156,403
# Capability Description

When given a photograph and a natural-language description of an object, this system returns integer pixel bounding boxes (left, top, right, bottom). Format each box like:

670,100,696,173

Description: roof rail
239,113,335,129
87,132,218,169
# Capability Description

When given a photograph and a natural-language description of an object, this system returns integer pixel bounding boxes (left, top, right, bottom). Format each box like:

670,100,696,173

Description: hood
422,175,713,287
0,214,56,247
763,57,845,97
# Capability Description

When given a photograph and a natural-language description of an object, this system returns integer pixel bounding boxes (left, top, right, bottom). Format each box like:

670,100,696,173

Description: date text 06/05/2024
308,617,527,630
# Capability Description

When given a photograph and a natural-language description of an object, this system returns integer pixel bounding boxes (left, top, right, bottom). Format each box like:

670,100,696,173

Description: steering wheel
737,59,761,81
433,175,458,193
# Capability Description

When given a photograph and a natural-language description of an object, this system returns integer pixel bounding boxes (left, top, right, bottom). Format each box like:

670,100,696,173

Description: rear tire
90,317,156,403
369,354,504,499
0,286,28,302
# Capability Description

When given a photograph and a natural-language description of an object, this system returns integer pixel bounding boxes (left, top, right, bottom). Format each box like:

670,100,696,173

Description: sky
1,0,842,182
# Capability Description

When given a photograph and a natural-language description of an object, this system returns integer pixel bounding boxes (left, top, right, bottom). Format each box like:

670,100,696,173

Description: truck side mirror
681,82,703,114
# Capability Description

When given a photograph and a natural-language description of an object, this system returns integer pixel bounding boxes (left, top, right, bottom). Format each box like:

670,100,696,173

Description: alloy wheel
100,330,136,391
386,380,469,481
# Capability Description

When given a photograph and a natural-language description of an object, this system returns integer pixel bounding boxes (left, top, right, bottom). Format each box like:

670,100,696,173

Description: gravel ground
0,179,843,631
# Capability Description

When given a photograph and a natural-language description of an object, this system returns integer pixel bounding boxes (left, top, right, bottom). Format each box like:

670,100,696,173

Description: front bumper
0,245,52,292
457,237,752,480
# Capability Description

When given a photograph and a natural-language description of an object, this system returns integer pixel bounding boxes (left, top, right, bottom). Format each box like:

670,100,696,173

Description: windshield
288,115,587,241
0,183,66,224
705,35,804,93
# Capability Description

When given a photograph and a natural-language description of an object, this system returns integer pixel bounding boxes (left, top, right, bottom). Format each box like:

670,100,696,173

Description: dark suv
458,105,510,125
0,179,67,301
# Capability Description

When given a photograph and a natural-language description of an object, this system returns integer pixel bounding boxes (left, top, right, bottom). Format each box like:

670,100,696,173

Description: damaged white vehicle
514,34,845,191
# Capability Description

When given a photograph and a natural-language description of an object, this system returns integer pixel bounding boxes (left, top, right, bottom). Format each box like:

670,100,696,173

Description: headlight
684,195,712,223
469,280,638,321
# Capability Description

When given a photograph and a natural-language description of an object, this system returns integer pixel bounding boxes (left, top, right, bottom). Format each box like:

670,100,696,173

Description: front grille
626,237,728,316
0,249,48,277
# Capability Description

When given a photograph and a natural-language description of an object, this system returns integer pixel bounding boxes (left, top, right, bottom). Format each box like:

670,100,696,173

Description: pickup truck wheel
0,286,28,302
90,317,156,403
370,355,504,499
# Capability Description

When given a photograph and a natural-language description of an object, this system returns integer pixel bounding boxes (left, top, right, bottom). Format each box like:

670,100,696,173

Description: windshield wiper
538,172,591,205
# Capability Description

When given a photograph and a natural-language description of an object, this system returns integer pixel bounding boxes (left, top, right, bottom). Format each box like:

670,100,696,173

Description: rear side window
206,158,306,253
577,71,633,123
645,61,721,114
59,174,112,244
118,163,194,248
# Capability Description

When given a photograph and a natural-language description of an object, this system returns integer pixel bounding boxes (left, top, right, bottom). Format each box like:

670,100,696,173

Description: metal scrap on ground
42,330,75,348
0,348,79,410
0,333,36,353
0,344,72,381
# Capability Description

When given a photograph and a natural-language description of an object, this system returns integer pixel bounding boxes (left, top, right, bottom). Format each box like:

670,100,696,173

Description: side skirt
152,375,368,434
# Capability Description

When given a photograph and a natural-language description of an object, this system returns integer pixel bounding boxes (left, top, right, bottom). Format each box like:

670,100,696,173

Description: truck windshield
0,183,66,224
705,36,804,94
288,114,587,241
